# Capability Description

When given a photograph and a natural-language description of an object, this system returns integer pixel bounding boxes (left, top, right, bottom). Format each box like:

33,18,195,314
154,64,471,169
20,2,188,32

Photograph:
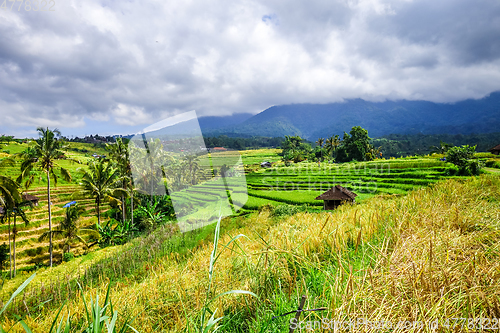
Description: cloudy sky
1,0,500,138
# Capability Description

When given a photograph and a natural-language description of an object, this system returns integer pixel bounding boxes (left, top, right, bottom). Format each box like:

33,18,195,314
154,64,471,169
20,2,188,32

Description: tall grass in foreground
0,273,137,332
3,175,500,332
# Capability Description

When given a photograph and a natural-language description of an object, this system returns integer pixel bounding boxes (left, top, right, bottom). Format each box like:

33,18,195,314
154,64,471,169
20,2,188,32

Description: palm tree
316,138,324,165
429,141,451,154
325,135,341,162
0,175,20,278
18,128,72,267
183,154,201,185
1,157,20,277
129,138,173,198
78,160,125,226
39,204,98,257
106,138,131,222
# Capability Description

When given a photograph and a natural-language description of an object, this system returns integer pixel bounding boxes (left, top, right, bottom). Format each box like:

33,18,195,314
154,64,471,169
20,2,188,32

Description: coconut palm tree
129,138,174,198
1,157,20,277
77,160,126,226
325,135,341,162
18,127,72,267
316,138,325,165
39,204,98,257
106,138,131,222
183,154,201,185
0,176,20,278
429,141,452,154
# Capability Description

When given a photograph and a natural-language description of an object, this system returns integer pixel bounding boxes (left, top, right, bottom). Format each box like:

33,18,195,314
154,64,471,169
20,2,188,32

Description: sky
1,0,500,138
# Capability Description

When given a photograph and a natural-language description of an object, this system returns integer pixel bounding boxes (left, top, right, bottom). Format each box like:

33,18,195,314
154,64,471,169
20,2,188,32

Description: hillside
1,142,500,332
3,173,500,332
204,91,500,139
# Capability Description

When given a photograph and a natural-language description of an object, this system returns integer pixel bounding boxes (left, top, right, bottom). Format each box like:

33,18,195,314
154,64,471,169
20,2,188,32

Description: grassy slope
0,174,498,332
1,144,500,331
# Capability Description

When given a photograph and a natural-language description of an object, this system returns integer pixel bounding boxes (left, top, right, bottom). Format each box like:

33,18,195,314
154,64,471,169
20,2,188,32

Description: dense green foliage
279,135,312,163
203,135,284,149
335,126,377,162
373,132,500,157
0,243,8,270
446,145,483,175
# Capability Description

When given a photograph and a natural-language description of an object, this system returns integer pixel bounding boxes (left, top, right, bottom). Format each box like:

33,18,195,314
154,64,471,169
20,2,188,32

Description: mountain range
200,92,500,140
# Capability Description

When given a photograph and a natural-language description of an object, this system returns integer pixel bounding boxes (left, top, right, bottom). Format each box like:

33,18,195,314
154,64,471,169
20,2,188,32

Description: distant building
315,185,357,210
260,161,272,168
488,144,500,155
212,147,227,151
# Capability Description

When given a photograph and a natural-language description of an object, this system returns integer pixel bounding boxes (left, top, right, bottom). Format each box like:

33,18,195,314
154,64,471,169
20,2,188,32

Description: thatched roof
315,185,357,201
22,194,40,202
488,144,500,152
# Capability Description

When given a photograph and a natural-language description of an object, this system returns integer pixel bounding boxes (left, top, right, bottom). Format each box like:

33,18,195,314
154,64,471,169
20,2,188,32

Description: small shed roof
315,185,357,201
22,194,40,202
488,144,500,152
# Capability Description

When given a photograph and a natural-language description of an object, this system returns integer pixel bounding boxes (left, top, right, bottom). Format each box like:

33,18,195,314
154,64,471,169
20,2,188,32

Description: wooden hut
488,144,500,155
315,185,357,210
22,194,40,206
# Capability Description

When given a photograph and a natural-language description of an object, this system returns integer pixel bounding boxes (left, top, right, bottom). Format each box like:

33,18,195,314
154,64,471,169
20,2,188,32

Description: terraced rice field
243,157,463,209
0,184,112,269
176,153,469,213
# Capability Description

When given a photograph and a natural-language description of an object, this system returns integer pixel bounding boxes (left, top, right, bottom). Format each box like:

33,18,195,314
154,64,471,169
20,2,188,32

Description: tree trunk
130,189,134,227
97,197,100,226
13,214,16,277
47,169,53,268
121,195,125,221
8,215,11,279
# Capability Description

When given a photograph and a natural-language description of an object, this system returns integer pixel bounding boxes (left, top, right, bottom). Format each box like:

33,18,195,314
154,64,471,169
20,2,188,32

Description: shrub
269,204,307,218
0,243,9,270
446,145,475,168
485,159,500,168
63,252,74,262
446,145,482,175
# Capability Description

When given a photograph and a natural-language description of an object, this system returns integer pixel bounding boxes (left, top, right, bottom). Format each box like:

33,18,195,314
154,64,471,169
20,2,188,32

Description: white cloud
111,103,151,126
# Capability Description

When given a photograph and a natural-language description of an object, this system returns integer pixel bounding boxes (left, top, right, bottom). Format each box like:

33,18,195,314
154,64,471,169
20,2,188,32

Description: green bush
269,204,307,218
446,145,482,175
0,243,9,270
485,160,500,168
63,252,74,262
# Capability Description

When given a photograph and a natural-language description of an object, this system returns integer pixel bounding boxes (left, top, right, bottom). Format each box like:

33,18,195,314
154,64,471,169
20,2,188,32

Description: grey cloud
1,0,500,137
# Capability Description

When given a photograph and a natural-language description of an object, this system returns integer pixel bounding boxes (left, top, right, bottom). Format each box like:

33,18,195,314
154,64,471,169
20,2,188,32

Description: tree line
281,126,381,164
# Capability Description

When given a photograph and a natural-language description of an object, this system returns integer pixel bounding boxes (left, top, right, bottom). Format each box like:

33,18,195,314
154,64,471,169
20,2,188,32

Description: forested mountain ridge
204,92,500,139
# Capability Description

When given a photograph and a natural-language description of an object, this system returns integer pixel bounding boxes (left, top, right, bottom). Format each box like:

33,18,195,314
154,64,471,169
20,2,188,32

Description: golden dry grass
2,175,500,332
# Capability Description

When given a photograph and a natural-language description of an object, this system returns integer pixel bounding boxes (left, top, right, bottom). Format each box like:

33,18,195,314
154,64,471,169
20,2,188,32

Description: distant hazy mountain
205,92,500,140
198,113,254,132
